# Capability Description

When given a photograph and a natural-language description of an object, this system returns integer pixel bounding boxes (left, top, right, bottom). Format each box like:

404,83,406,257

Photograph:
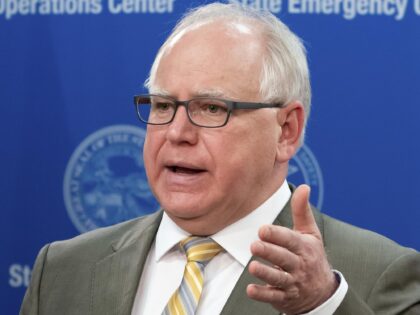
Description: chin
157,190,204,213
160,196,213,221
166,212,218,236
163,203,205,219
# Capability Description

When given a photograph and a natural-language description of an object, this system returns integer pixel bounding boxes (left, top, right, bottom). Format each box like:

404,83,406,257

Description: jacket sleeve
19,244,51,315
336,250,420,315
334,286,375,315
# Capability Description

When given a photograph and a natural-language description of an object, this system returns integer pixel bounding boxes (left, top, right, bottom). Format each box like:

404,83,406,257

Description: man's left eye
207,104,220,113
203,103,227,114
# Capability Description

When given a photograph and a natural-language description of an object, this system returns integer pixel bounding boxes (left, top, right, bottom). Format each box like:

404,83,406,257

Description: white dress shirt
131,181,348,315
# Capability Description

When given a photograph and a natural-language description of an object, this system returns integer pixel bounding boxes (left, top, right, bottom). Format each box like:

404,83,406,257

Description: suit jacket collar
91,211,163,315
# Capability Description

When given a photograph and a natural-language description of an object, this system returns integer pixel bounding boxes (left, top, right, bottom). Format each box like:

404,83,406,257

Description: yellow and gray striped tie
162,236,223,315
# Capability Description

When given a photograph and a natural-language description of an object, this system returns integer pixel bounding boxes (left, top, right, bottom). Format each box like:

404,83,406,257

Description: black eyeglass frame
133,94,285,128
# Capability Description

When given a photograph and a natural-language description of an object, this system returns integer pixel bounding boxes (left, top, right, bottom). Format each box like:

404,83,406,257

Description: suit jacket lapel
220,191,325,315
90,211,163,315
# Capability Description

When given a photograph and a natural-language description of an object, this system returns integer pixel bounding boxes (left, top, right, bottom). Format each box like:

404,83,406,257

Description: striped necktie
162,236,223,315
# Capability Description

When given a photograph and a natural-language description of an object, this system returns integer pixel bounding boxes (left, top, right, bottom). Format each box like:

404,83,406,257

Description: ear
276,101,305,162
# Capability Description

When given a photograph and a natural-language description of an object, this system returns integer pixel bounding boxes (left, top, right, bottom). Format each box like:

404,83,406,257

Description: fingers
257,224,304,255
246,283,299,303
246,185,334,314
291,184,320,237
250,240,299,271
247,283,285,303
255,184,321,254
248,260,293,288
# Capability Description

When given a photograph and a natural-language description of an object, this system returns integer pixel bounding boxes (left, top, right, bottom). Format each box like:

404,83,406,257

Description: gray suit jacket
20,199,420,315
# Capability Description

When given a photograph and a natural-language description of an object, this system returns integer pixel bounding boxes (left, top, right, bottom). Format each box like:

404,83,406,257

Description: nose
166,105,198,145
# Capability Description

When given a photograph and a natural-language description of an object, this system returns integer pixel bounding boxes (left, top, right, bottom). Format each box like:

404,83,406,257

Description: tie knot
180,236,223,265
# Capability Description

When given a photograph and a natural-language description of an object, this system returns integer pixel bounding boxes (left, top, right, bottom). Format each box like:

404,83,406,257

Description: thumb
291,184,320,237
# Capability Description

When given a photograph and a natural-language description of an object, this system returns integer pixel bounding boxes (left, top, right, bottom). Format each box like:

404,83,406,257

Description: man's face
143,22,288,235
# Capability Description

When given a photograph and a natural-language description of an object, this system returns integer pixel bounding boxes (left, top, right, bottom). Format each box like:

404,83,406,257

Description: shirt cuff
299,270,348,315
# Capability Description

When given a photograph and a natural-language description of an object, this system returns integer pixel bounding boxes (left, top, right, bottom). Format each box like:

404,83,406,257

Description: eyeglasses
133,94,285,128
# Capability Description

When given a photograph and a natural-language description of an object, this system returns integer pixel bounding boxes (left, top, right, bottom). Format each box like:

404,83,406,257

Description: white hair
145,2,311,140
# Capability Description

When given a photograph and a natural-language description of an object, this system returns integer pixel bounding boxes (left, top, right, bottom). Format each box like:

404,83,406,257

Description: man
21,3,420,315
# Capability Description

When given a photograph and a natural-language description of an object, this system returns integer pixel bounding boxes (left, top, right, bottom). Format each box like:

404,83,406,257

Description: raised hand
247,185,338,314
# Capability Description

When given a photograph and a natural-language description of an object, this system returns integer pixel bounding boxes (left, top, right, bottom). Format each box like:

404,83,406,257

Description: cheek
143,131,161,179
210,129,277,182
221,130,276,177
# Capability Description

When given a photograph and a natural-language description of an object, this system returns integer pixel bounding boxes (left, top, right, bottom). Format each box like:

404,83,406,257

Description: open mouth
167,165,206,174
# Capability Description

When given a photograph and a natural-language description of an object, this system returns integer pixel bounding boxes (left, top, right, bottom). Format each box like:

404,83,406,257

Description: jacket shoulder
46,211,163,264
322,213,414,258
320,213,418,299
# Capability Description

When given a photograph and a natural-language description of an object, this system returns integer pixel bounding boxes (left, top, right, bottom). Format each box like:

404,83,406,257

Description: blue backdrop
2,0,420,313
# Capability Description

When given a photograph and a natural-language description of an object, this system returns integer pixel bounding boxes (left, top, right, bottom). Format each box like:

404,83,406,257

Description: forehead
153,21,265,101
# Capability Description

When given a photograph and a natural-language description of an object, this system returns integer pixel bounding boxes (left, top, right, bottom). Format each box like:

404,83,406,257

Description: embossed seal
63,125,160,233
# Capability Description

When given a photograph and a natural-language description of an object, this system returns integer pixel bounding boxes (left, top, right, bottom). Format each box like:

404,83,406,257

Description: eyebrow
193,88,227,98
149,87,171,96
149,87,231,100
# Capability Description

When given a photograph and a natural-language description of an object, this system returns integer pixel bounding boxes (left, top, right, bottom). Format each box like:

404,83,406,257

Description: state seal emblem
288,145,324,209
63,125,160,233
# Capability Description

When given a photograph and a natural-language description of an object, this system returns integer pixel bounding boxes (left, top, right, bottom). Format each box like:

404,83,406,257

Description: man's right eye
154,102,171,111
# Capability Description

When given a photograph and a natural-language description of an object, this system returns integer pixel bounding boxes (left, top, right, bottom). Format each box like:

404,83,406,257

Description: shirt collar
154,181,291,265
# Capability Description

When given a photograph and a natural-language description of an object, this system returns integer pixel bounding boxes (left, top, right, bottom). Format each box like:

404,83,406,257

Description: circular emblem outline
289,144,324,209
63,124,158,233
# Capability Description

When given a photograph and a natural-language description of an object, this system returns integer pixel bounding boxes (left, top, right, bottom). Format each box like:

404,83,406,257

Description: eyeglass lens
137,95,229,127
